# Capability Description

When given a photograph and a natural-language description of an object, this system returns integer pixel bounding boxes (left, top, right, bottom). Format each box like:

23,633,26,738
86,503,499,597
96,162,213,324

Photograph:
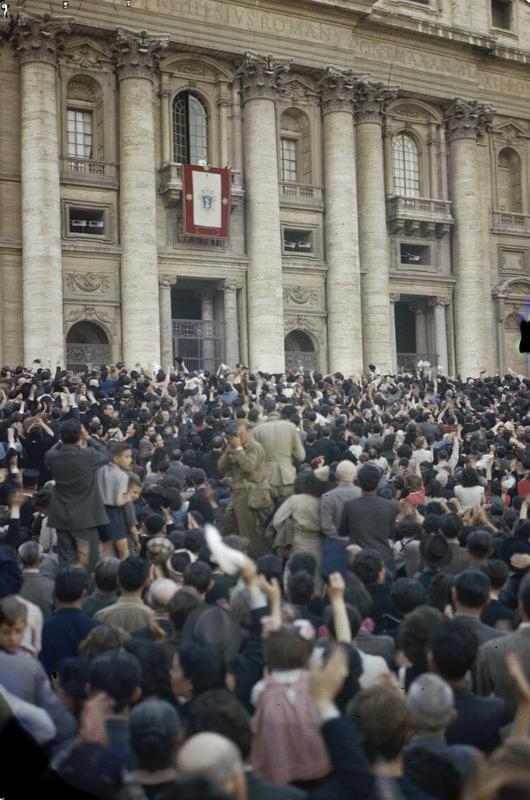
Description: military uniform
253,412,306,500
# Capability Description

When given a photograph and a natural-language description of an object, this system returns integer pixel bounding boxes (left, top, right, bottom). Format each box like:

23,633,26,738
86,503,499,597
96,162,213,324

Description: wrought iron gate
66,343,113,372
285,351,318,371
172,319,225,374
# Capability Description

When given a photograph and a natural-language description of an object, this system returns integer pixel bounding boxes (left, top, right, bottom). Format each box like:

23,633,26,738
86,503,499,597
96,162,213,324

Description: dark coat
45,438,109,531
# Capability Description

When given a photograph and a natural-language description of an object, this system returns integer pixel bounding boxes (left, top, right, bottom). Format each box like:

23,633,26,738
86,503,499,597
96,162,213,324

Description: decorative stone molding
493,277,530,298
10,12,70,67
113,28,169,82
283,287,319,306
61,38,112,69
444,99,494,142
354,80,398,124
224,278,244,292
63,304,119,336
237,52,289,103
389,293,401,303
65,273,111,295
159,276,177,289
428,297,450,308
318,66,356,115
409,301,428,314
284,315,325,334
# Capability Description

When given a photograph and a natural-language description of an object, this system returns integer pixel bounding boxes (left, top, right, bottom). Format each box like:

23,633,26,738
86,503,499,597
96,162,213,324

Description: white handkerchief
205,523,247,575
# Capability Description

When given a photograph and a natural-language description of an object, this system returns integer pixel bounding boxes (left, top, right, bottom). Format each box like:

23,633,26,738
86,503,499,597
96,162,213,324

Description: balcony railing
66,343,112,371
397,353,439,372
280,182,324,204
492,211,530,235
386,195,453,238
60,157,118,183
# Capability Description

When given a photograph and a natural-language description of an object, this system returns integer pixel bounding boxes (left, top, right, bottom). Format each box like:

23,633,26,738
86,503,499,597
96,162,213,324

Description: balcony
158,163,244,208
397,352,439,373
386,195,453,238
60,157,118,187
280,182,324,208
492,211,530,236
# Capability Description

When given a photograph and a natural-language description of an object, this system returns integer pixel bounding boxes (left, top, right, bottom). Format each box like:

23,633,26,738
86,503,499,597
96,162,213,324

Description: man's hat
420,534,452,569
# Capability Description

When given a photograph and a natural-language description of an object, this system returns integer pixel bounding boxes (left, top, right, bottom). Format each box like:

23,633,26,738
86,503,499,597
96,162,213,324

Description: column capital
409,300,427,313
389,293,401,303
224,278,244,292
237,52,289,104
444,98,493,143
159,275,177,289
428,296,449,308
113,28,169,82
9,11,70,67
353,80,398,124
318,66,356,115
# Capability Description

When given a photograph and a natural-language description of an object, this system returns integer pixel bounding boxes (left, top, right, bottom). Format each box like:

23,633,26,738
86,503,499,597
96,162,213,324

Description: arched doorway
284,330,317,372
66,321,112,371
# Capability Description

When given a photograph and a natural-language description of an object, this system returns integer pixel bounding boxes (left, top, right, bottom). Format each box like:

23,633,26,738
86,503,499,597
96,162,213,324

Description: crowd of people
2,359,530,799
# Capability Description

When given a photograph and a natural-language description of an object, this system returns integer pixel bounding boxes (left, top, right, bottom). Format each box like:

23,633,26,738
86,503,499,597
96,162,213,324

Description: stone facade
1,0,530,376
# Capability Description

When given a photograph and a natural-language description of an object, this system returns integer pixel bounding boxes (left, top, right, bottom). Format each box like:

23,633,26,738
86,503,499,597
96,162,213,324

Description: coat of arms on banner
183,165,231,239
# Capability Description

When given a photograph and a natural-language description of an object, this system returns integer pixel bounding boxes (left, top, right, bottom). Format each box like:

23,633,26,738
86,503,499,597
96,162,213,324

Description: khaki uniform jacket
253,413,305,490
218,438,271,510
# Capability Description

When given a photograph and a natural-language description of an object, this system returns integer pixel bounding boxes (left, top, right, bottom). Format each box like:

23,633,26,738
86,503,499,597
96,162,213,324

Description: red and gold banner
183,164,231,239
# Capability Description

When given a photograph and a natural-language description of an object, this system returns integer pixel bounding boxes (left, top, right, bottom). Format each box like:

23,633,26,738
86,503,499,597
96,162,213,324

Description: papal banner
183,164,231,239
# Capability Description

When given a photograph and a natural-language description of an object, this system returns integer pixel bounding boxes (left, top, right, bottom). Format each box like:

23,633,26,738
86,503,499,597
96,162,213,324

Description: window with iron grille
281,137,298,183
393,133,420,198
173,91,209,164
67,109,93,159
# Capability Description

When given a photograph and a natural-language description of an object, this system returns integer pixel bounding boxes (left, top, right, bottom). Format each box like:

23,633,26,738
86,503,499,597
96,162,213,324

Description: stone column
159,75,171,164
445,98,493,377
217,79,231,167
354,80,397,373
114,28,168,368
319,67,363,377
390,293,400,373
411,301,428,355
429,297,449,374
201,287,216,371
238,53,288,373
159,277,176,368
224,279,243,367
11,13,69,366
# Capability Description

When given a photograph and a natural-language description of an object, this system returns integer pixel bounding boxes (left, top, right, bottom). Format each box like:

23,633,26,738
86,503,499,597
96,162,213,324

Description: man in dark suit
452,570,507,647
429,619,510,753
45,419,109,575
476,573,530,719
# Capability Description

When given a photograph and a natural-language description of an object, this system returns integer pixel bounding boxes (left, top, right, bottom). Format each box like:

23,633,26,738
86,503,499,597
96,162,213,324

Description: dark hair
467,529,493,559
109,441,132,459
287,551,317,578
287,570,314,606
350,549,384,586
461,467,479,487
481,558,509,591
79,623,130,659
390,579,427,615
357,465,381,492
344,574,373,620
428,573,455,613
190,469,207,486
124,639,174,704
184,529,206,555
56,657,90,718
60,419,81,444
0,595,27,626
183,562,212,595
324,603,361,640
256,554,282,584
440,514,463,541
178,641,226,698
129,699,182,771
395,517,422,542
168,589,201,633
186,689,252,760
54,568,88,603
118,557,149,593
398,606,444,670
429,620,479,680
88,651,142,712
93,558,120,593
455,569,491,609
350,686,408,762
264,625,314,671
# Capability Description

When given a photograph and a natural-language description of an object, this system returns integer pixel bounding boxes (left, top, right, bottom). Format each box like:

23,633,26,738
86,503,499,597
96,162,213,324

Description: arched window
279,109,312,185
66,77,104,163
498,148,522,213
173,91,209,165
393,133,420,198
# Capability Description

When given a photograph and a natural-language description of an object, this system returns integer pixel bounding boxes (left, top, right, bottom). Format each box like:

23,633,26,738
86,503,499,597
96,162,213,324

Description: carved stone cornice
444,98,494,143
389,293,401,303
318,66,356,115
237,52,289,104
353,80,398,125
10,12,70,67
224,278,244,292
159,276,177,289
428,297,450,308
113,28,169,82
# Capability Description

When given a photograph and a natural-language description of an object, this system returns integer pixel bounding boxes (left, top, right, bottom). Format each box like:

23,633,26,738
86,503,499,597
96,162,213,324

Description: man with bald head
320,460,361,579
132,578,178,641
177,732,247,800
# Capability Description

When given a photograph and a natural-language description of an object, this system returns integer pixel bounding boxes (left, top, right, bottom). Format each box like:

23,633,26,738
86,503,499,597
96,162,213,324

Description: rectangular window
281,138,298,183
400,243,431,266
68,207,105,236
67,109,93,159
491,0,512,30
283,229,313,254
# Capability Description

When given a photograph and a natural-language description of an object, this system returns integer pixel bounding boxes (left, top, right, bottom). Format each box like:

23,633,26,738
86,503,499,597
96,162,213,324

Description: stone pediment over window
493,277,530,298
492,120,530,140
61,38,113,69
280,77,319,106
161,55,233,82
